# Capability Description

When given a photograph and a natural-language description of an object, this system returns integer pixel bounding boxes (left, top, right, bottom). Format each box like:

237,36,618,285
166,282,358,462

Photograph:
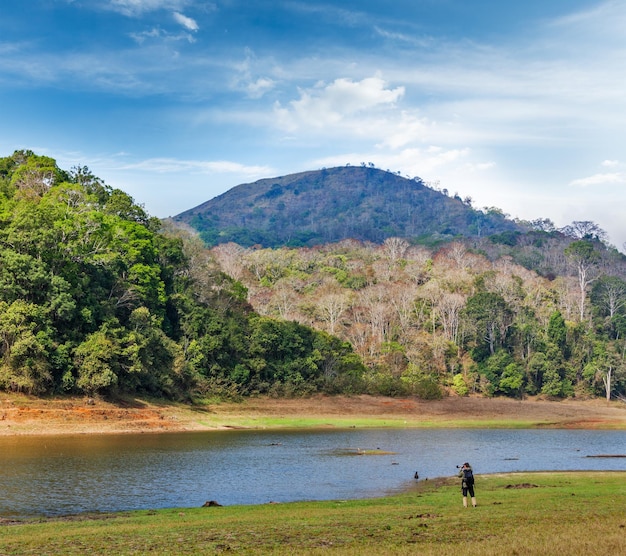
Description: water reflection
0,428,624,517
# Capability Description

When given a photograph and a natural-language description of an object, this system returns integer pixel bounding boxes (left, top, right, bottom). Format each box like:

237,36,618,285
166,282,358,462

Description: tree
464,292,513,357
74,327,120,395
583,341,624,402
0,300,53,393
547,311,568,357
382,237,409,264
498,362,524,398
560,221,608,243
590,276,626,338
317,290,348,335
564,240,600,321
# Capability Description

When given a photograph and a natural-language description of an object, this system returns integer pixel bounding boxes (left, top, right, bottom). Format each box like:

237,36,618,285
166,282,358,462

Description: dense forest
0,151,364,398
210,232,626,401
3,150,626,402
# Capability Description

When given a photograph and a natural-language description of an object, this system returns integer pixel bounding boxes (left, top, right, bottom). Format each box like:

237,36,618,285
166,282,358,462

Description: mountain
173,166,527,248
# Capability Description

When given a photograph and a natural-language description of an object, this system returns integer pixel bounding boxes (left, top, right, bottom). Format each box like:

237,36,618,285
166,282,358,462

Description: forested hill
3,151,626,402
173,166,527,248
0,150,365,398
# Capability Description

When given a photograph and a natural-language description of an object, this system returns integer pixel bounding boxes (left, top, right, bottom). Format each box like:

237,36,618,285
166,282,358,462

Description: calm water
0,428,625,517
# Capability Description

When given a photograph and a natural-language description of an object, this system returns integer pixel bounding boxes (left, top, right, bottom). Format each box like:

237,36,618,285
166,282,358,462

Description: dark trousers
462,482,475,497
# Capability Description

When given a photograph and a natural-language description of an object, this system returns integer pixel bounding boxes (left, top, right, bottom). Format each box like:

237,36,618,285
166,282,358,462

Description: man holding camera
457,462,477,508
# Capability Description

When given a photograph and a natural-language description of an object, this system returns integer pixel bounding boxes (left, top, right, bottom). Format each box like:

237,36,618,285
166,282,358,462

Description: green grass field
1,472,625,555
193,415,555,429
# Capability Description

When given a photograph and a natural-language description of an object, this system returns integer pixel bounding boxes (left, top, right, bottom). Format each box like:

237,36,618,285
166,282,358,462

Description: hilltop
173,166,526,248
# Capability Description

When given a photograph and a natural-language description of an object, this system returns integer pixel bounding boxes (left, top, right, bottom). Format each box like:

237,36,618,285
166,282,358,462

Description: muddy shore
1,394,625,436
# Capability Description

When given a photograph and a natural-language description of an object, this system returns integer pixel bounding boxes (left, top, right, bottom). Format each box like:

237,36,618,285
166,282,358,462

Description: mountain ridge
173,166,527,248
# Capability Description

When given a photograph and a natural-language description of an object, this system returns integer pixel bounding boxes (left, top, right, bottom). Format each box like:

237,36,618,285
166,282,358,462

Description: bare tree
212,242,247,281
561,220,608,243
382,237,409,263
437,291,466,343
445,242,470,270
595,277,626,319
317,291,348,335
564,240,600,321
270,281,300,320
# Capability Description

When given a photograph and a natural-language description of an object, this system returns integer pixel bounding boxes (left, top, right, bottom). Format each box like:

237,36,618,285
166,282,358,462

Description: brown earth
1,394,625,436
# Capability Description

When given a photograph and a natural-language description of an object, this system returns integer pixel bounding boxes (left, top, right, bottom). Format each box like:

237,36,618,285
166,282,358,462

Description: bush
452,373,469,396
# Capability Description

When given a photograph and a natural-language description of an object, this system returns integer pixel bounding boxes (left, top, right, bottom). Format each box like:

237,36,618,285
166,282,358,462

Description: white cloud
469,161,496,172
313,146,471,179
373,26,434,48
569,173,626,187
549,0,626,36
129,27,164,44
246,77,275,99
601,159,620,167
376,112,432,149
106,0,191,17
173,12,198,31
274,77,404,132
115,157,273,177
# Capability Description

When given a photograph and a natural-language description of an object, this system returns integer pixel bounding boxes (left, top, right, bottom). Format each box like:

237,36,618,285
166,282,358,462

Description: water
0,428,624,517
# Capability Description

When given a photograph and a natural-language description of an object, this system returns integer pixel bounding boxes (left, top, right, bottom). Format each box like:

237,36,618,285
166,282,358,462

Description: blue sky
2,1,626,247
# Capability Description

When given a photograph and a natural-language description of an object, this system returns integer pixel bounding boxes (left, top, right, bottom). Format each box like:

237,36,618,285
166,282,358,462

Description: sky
1,1,626,248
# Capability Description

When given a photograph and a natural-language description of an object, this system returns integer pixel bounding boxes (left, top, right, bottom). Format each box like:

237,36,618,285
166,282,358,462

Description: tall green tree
464,292,513,358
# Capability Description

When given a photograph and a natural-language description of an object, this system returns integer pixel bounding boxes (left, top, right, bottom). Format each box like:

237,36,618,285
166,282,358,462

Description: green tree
74,326,121,395
464,292,513,358
0,300,53,393
547,311,568,357
498,362,524,398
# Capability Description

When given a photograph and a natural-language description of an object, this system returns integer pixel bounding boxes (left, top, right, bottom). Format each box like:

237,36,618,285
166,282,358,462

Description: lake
1,428,625,517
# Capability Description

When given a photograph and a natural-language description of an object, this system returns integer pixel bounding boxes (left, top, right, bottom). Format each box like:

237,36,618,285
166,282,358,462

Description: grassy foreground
2,472,625,555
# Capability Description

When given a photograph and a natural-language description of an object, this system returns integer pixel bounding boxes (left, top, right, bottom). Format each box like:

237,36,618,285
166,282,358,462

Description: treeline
211,234,626,400
0,151,364,398
4,150,625,402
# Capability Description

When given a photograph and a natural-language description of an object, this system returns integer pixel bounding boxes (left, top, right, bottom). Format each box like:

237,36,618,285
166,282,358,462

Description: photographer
457,462,477,508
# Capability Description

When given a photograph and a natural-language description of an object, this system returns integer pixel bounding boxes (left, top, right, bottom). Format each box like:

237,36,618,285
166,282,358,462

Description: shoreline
2,394,626,436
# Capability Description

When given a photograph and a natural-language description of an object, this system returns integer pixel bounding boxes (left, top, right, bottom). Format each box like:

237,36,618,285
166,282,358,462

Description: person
458,462,476,508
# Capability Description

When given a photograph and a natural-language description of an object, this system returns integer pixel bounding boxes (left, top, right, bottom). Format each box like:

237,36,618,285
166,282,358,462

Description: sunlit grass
2,472,625,555
194,414,563,429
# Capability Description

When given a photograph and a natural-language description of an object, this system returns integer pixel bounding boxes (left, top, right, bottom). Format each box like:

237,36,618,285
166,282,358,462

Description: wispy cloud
313,146,473,181
105,0,192,17
129,26,197,44
373,26,434,49
284,1,370,27
246,77,275,99
115,157,273,177
173,11,198,31
569,173,626,187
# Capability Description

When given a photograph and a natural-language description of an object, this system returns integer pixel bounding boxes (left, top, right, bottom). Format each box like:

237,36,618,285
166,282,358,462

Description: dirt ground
1,394,625,436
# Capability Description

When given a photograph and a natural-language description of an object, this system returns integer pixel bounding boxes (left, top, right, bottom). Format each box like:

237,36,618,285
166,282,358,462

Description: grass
2,472,625,555
193,415,563,430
